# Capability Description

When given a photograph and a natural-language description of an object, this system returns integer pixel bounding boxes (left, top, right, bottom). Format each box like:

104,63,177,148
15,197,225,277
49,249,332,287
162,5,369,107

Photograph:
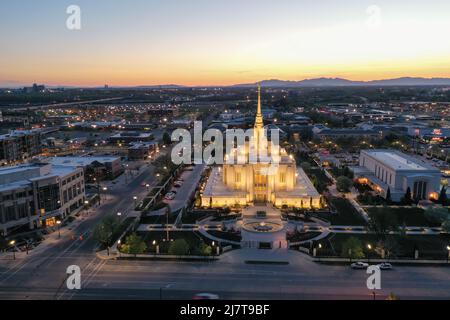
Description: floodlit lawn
316,233,450,260
366,207,440,227
316,197,367,226
136,231,209,254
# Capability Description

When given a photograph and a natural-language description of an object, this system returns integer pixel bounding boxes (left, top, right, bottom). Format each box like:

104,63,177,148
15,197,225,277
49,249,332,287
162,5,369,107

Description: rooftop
45,156,120,167
363,149,438,171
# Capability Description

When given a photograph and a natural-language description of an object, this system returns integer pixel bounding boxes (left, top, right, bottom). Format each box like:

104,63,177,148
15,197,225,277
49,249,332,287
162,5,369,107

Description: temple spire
255,83,263,128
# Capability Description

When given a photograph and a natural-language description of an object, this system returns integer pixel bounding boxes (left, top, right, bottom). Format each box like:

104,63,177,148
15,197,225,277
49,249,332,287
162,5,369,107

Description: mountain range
3,77,450,89
231,77,450,88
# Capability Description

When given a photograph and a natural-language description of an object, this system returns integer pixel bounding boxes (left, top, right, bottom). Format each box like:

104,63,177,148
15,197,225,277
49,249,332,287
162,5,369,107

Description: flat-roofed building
44,156,123,181
0,129,42,165
353,149,441,201
108,132,154,144
0,163,85,236
128,142,159,160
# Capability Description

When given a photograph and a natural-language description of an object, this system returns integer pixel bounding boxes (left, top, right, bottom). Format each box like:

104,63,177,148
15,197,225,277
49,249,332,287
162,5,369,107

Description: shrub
168,239,190,255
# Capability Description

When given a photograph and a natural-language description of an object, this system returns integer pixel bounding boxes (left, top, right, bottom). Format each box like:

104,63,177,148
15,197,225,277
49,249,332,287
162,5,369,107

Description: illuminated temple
201,86,321,209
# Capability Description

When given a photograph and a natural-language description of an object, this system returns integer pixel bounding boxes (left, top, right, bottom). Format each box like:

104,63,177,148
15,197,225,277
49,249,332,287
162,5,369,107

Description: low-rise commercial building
128,142,159,160
0,130,42,165
108,132,154,144
45,156,123,181
0,163,85,236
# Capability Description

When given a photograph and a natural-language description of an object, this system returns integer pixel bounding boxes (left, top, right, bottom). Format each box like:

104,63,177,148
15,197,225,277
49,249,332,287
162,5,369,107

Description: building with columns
201,86,321,209
353,149,441,202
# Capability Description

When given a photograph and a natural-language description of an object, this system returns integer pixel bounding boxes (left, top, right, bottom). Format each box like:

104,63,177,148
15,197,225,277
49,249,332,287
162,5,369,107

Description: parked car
174,181,182,188
351,262,369,269
164,192,176,200
377,263,393,270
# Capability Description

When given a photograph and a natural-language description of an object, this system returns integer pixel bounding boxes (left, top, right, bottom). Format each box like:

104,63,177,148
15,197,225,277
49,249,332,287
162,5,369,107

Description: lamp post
118,239,121,258
446,246,450,263
102,186,108,201
9,240,16,260
133,196,138,208
84,200,89,215
367,244,372,264
56,220,62,238
317,243,322,262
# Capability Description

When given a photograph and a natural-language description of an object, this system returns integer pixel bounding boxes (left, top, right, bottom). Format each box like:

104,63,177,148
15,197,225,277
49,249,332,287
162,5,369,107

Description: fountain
242,220,284,233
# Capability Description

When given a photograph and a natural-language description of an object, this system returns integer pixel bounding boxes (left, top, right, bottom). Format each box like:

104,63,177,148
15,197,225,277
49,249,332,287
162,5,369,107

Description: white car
377,262,393,270
193,293,219,300
351,262,369,269
164,192,176,200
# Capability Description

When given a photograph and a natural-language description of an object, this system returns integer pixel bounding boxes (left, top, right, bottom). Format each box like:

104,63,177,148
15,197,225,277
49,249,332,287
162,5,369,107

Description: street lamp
367,244,372,263
84,200,89,215
56,220,62,238
446,245,450,263
117,212,122,217
133,196,138,207
9,240,16,260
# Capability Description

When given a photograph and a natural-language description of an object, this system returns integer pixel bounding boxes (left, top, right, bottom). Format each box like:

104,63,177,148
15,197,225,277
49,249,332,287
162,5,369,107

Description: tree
300,162,311,171
0,236,7,252
92,215,120,256
121,233,147,257
386,292,400,300
376,236,399,259
193,241,212,256
162,131,171,146
341,237,364,259
401,187,412,205
168,239,190,256
424,207,450,224
386,188,392,204
368,209,399,241
438,186,448,205
442,219,450,233
336,176,352,193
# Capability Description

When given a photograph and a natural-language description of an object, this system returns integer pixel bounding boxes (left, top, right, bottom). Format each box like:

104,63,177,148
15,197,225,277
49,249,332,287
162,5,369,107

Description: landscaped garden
366,207,441,227
313,233,450,260
314,197,367,226
135,231,214,256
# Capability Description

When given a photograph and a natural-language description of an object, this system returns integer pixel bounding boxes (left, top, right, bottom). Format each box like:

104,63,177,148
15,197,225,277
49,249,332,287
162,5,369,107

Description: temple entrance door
255,194,267,203
254,170,268,204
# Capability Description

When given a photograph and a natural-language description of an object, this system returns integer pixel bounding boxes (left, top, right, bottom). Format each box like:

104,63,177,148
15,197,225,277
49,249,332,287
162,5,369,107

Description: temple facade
201,86,321,209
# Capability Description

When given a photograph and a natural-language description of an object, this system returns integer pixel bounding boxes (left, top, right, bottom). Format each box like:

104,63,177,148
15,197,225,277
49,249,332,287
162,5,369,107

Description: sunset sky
1,0,450,87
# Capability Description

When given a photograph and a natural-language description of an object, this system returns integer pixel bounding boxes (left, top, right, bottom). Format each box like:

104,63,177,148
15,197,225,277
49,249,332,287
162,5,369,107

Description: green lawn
315,198,367,226
315,233,450,260
366,207,440,227
136,231,210,254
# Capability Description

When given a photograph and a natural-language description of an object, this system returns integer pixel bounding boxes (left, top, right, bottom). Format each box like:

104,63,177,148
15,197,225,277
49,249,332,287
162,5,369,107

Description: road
0,163,157,300
1,253,449,300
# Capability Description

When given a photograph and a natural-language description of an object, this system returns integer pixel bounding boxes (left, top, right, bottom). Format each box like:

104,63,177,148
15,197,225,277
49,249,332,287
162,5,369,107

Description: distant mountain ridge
232,77,450,87
3,77,450,89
